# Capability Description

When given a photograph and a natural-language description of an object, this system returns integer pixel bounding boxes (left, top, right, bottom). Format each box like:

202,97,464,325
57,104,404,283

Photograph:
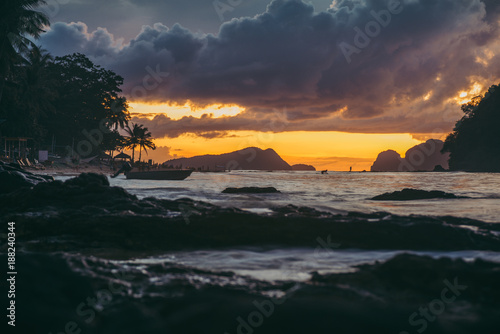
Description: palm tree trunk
131,147,135,162
0,35,8,104
139,145,142,162
0,76,5,104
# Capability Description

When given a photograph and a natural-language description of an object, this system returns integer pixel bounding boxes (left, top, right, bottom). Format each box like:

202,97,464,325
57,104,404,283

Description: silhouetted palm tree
0,0,50,102
124,123,142,162
137,126,156,162
107,97,130,130
124,123,156,162
19,46,55,116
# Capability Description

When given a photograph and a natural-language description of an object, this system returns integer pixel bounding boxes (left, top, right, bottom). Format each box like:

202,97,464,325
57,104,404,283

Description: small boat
125,169,193,180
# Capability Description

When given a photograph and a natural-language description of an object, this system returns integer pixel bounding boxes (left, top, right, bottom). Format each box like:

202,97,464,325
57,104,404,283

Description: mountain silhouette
371,140,450,172
370,150,403,172
164,147,292,171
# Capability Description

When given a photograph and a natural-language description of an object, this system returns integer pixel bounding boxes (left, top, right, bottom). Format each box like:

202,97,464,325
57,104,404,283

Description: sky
38,0,500,170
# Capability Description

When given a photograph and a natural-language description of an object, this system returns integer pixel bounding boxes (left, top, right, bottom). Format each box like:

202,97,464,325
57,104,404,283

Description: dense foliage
0,48,158,162
1,50,128,154
443,84,500,172
0,0,50,102
0,0,157,163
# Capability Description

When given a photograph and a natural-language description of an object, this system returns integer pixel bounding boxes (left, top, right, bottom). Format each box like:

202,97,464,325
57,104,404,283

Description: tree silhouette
124,123,141,162
137,126,156,162
20,46,55,117
0,45,56,140
124,123,156,163
107,97,130,130
0,0,50,102
443,84,500,172
45,53,129,150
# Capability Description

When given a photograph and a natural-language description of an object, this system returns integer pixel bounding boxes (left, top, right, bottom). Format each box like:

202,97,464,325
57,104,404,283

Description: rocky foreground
0,161,54,194
1,170,500,334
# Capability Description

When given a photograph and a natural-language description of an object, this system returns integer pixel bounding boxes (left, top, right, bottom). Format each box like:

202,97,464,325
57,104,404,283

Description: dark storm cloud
129,108,451,139
41,0,334,39
40,0,500,136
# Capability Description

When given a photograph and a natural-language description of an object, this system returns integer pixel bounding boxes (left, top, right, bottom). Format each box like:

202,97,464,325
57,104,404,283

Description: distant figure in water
321,170,328,174
349,166,352,172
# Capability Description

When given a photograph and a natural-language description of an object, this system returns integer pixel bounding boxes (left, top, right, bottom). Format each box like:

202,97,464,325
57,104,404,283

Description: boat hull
125,169,193,180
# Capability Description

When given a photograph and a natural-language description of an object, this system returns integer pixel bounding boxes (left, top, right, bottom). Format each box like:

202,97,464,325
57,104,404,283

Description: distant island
164,147,314,171
291,164,316,171
371,139,450,172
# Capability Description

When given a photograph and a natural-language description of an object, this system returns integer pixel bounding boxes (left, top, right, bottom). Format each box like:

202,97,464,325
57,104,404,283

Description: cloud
40,0,500,136
130,108,453,139
41,0,335,39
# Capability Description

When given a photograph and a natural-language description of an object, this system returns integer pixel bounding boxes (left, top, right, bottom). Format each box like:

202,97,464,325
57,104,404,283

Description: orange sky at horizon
125,98,472,171
143,130,422,171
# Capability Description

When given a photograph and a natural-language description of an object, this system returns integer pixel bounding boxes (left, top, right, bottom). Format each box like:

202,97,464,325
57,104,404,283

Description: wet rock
1,173,136,211
0,161,53,194
433,165,447,172
222,187,281,194
371,188,462,201
312,253,500,307
64,172,110,187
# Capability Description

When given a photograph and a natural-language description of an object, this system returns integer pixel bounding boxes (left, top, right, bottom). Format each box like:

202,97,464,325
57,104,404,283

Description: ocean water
108,170,500,222
52,170,500,281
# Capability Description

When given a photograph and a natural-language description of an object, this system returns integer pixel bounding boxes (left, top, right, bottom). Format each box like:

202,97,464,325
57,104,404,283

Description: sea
109,170,500,222
103,170,500,281
5,170,500,333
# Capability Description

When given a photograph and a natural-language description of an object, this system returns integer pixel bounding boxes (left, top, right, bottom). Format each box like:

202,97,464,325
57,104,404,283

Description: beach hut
114,152,131,161
98,152,112,163
2,137,33,160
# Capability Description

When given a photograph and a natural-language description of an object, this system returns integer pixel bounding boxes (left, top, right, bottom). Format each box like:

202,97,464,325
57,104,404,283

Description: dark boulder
64,172,110,187
433,165,447,172
371,188,462,201
222,187,281,194
0,161,53,194
0,173,135,212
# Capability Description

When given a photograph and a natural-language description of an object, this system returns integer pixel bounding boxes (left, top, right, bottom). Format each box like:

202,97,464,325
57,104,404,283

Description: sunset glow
153,131,421,171
130,102,244,120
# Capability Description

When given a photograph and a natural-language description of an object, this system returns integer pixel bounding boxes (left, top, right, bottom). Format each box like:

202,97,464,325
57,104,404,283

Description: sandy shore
32,165,114,177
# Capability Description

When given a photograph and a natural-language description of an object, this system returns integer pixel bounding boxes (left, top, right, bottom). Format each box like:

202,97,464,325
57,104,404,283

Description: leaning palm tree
0,0,50,102
137,126,156,162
